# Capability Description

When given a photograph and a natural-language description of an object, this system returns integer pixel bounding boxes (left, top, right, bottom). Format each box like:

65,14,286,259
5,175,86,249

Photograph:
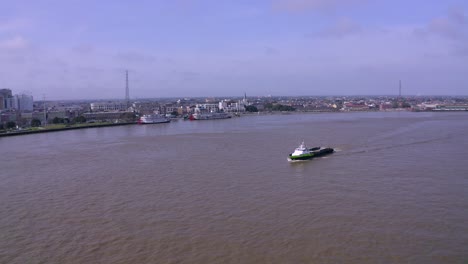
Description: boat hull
288,147,334,161
138,120,170,124
189,113,231,120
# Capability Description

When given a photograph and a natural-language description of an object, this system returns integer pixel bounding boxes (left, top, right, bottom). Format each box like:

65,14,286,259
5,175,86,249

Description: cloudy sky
1,0,467,100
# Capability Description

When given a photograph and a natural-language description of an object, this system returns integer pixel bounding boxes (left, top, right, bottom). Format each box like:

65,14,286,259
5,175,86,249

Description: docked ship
189,112,231,121
138,114,171,124
288,141,334,161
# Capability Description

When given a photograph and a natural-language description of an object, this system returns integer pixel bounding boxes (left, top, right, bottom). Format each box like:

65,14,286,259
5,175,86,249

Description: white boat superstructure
288,141,334,161
138,114,170,124
291,141,310,156
190,112,231,120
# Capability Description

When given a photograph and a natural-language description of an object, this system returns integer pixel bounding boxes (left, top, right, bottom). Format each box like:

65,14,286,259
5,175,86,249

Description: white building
91,102,128,111
218,99,247,112
195,103,219,113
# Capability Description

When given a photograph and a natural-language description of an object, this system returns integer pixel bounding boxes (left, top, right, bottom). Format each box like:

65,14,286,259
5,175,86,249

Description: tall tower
399,80,402,97
125,70,130,108
43,94,47,126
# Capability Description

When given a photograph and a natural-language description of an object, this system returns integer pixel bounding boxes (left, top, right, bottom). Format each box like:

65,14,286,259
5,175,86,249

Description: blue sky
0,0,467,99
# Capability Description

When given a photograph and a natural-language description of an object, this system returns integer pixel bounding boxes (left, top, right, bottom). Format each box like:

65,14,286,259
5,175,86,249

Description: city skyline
1,0,468,100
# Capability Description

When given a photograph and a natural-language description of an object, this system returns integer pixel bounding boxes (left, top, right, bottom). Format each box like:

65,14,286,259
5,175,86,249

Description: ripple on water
0,112,467,263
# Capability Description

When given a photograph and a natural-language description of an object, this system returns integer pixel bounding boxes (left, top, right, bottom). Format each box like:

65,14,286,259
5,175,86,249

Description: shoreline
0,122,137,138
1,110,466,138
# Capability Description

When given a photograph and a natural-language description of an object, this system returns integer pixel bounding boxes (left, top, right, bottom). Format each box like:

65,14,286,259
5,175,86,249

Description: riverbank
0,122,137,138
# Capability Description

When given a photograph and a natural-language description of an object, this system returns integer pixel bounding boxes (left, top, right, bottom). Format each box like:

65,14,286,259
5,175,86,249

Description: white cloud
114,51,158,64
0,36,28,49
1,4,467,98
315,17,362,38
417,7,467,40
0,19,30,33
272,0,367,12
72,44,95,54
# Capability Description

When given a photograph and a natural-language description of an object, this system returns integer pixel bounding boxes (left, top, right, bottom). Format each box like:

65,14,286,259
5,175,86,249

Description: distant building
342,102,369,111
434,105,468,111
32,112,47,124
218,99,247,113
90,102,128,111
0,111,18,123
379,102,393,111
47,111,67,122
0,90,33,112
417,103,439,111
0,89,13,110
195,103,219,113
83,111,128,122
11,94,34,111
165,105,186,115
132,101,161,115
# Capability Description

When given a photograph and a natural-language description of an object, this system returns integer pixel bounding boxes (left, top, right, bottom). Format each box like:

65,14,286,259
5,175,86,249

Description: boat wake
287,158,309,163
347,135,451,155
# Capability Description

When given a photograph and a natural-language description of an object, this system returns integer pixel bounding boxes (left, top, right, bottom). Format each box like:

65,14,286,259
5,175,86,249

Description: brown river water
1,112,467,263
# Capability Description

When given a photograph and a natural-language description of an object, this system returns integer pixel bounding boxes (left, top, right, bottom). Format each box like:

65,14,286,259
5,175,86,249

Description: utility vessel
288,141,334,161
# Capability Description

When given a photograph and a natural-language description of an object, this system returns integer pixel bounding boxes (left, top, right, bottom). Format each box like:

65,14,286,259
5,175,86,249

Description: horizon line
34,94,468,102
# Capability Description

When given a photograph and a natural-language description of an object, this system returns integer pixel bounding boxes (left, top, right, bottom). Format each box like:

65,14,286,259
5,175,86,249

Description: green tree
31,119,41,127
401,102,411,108
170,111,179,117
52,117,65,124
6,121,16,129
120,112,136,121
271,104,295,111
74,116,86,123
245,105,258,112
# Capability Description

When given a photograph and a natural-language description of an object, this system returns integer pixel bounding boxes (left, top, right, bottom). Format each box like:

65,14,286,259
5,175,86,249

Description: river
1,112,467,263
